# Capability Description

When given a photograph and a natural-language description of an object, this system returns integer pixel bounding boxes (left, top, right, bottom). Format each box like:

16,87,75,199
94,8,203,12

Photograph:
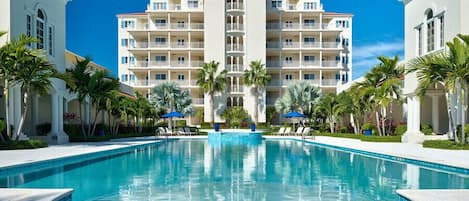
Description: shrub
339,127,348,133
222,107,249,128
421,124,433,135
361,136,401,142
423,140,469,150
395,125,407,136
0,140,48,150
200,123,211,129
362,123,375,131
36,123,51,136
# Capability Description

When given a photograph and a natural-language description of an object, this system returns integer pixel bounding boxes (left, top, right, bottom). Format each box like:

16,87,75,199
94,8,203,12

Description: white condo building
117,0,353,125
402,0,469,143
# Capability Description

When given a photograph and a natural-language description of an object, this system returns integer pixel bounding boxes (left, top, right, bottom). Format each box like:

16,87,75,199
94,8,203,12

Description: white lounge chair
184,127,196,135
295,127,304,136
177,127,185,135
283,127,292,136
165,127,174,136
302,127,311,139
274,127,286,135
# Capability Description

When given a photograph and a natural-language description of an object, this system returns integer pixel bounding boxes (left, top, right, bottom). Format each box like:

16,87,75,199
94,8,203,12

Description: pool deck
0,188,73,201
396,189,469,201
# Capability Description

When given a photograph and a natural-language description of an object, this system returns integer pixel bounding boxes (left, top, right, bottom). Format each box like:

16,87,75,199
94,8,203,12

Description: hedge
423,140,469,150
0,140,48,150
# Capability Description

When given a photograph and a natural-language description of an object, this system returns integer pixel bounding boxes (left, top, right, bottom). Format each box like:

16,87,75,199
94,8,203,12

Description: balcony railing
227,24,244,31
303,60,320,67
170,61,189,67
266,23,280,30
190,42,204,48
149,61,169,67
193,98,204,105
130,42,149,49
322,79,339,86
227,44,244,52
323,42,340,48
171,43,189,49
130,61,149,67
282,23,300,29
228,87,244,93
153,23,169,30
149,42,169,48
226,3,244,10
190,23,204,30
226,64,244,72
282,42,300,48
282,61,300,67
303,23,320,29
173,80,190,86
170,23,188,30
302,42,320,48
266,61,280,67
133,80,167,87
322,60,340,67
191,61,204,67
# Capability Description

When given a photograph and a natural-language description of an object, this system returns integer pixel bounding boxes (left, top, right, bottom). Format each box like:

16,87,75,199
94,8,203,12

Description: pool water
1,140,468,200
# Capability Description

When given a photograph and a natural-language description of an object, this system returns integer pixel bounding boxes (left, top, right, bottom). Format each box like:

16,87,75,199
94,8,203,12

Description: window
177,21,185,28
304,37,315,43
155,37,167,44
36,10,45,49
121,20,135,29
188,0,198,8
129,39,135,47
121,39,129,47
303,19,316,27
285,56,293,63
177,39,185,46
48,26,54,55
130,74,135,82
303,2,317,10
304,74,315,80
121,57,128,64
336,20,349,28
177,57,185,63
439,15,445,48
155,74,167,80
335,74,340,80
426,9,435,52
284,39,293,47
304,56,315,61
155,56,167,62
417,26,423,55
272,0,282,8
153,2,167,10
121,74,128,82
335,55,340,61
155,19,167,27
26,15,32,37
284,20,293,28
177,74,185,80
342,38,349,47
129,56,135,65
285,74,293,80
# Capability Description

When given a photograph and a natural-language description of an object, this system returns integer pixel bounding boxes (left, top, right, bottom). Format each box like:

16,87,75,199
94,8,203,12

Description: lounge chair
177,127,186,135
283,127,292,136
274,127,286,135
302,127,311,139
184,127,196,135
165,127,174,136
156,127,168,137
295,127,304,136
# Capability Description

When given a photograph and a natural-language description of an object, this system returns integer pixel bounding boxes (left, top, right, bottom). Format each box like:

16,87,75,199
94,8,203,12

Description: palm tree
150,82,195,130
407,34,469,143
196,61,227,126
0,34,38,140
314,93,347,133
274,81,321,115
10,48,71,139
243,60,271,125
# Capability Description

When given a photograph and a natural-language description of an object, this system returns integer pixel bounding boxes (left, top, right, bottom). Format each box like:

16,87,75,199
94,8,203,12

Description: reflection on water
0,140,468,201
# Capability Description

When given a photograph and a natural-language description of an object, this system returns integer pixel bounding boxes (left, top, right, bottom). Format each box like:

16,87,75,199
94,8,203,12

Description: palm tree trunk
375,110,382,136
15,88,29,140
351,114,358,134
254,88,259,125
381,106,387,136
445,92,458,142
79,101,86,137
4,80,11,140
461,86,466,144
91,109,100,136
210,93,215,126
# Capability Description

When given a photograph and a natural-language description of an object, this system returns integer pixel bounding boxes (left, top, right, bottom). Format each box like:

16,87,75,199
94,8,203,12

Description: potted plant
362,123,375,136
250,122,256,132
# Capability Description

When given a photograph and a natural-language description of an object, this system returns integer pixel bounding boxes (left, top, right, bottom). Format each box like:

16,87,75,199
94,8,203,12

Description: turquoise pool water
1,139,468,200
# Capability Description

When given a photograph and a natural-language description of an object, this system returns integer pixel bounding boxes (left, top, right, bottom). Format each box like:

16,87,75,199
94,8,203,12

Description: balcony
303,79,321,86
303,23,320,30
282,23,300,30
130,61,149,68
303,60,320,67
170,23,188,30
190,42,204,49
190,23,204,30
193,98,204,105
226,23,244,32
266,42,280,49
149,61,169,67
133,80,167,87
171,43,189,49
228,87,244,93
323,42,341,49
266,23,280,30
149,42,169,48
173,80,190,87
170,61,189,67
191,60,204,67
227,44,244,52
322,60,340,68
322,79,339,86
226,64,244,73
153,23,169,30
226,3,244,10
129,42,149,49
302,42,320,48
282,42,300,49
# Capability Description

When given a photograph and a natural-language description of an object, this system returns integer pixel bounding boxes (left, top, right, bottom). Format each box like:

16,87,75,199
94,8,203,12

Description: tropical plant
266,106,277,125
275,81,321,115
407,34,469,143
314,93,348,133
150,82,194,130
243,60,271,125
196,61,227,126
222,107,249,128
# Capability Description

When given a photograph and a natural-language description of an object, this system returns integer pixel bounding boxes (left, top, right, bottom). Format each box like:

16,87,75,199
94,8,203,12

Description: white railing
173,80,190,86
286,4,298,10
227,24,244,31
193,98,204,105
190,80,198,86
303,61,320,67
171,43,189,48
190,42,204,48
229,87,244,93
322,60,340,67
266,23,280,30
302,42,320,48
282,61,300,67
135,23,149,30
323,42,340,48
130,61,149,67
304,79,321,86
150,42,169,48
227,64,244,72
153,23,169,30
169,4,182,11
282,42,300,48
130,42,148,49
170,23,188,30
303,23,320,29
282,23,300,29
149,61,169,67
191,61,204,67
266,42,280,49
170,61,189,67
190,23,204,30
134,80,167,87
322,79,338,86
226,3,244,10
266,61,280,67
227,44,244,52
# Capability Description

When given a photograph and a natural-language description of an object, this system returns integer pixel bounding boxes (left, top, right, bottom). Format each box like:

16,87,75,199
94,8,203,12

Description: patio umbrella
161,111,185,131
283,111,306,130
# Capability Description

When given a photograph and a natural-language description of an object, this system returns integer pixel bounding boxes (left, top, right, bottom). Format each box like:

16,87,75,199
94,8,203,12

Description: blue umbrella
162,111,185,118
283,111,306,118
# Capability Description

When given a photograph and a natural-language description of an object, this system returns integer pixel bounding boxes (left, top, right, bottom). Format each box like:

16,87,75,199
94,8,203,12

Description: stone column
51,94,59,135
432,95,440,133
402,95,425,143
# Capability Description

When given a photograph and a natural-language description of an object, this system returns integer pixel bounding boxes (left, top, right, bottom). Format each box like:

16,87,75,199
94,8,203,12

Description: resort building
402,0,469,143
117,0,353,125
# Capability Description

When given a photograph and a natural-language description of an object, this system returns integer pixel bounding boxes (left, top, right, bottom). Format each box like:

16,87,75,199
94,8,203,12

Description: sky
66,0,404,80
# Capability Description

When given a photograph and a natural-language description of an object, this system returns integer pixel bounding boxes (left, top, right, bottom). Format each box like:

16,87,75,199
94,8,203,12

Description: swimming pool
1,139,468,200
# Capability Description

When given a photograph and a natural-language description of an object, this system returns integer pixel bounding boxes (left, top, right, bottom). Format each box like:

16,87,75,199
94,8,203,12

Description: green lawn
423,140,469,150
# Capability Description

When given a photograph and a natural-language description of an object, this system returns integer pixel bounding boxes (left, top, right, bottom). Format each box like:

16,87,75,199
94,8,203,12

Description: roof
323,12,354,17
65,50,108,73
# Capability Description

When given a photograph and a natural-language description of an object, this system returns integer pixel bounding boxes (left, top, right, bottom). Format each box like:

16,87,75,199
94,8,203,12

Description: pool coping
396,189,469,201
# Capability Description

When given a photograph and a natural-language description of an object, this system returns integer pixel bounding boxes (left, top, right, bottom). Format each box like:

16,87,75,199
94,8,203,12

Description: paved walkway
1,135,469,170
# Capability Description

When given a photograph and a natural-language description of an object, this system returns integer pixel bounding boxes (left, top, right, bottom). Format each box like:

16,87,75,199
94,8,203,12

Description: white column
402,95,425,143
58,95,64,133
432,95,440,133
51,94,59,135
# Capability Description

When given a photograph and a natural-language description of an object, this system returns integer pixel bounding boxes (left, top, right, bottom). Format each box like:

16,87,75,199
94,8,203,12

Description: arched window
238,97,243,107
36,9,45,49
425,9,434,52
227,97,232,107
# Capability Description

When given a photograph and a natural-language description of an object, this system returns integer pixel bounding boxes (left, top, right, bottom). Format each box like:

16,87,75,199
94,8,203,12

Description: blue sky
66,0,404,80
